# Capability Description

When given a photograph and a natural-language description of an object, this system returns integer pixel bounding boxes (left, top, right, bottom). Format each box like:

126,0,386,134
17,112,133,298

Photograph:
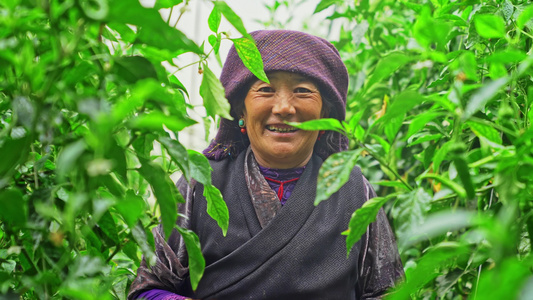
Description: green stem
167,6,174,25
358,142,413,191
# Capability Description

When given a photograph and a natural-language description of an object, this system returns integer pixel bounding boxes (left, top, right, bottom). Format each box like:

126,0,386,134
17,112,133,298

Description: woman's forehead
259,71,316,83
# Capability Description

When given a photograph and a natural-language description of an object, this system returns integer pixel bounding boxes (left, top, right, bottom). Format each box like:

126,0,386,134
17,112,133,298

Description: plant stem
359,142,413,191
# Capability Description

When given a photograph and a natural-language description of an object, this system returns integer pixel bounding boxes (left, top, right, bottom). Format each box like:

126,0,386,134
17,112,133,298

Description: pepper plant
0,0,266,298
290,0,533,298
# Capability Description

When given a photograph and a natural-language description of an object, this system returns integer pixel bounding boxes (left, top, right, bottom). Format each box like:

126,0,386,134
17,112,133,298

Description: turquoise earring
239,118,246,134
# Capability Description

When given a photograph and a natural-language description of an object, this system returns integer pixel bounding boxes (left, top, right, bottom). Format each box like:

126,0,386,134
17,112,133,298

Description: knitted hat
203,30,349,161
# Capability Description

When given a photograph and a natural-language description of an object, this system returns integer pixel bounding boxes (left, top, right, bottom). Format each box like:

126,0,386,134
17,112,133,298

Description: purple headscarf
203,30,349,161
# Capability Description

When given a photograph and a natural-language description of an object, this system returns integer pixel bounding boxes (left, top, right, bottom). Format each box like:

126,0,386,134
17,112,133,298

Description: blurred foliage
2,0,533,299
0,0,264,297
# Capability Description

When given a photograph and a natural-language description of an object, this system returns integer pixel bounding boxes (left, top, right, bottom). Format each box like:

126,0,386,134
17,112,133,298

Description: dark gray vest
190,152,367,299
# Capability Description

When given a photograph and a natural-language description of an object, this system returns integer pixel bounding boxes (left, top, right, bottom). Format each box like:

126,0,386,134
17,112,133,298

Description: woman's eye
258,87,274,93
295,87,312,94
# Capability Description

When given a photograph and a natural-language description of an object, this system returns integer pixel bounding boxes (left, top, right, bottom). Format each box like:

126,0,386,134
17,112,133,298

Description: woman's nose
272,90,296,116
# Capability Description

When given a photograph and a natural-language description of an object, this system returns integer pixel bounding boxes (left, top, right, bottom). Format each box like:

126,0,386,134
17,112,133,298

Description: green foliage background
1,0,533,299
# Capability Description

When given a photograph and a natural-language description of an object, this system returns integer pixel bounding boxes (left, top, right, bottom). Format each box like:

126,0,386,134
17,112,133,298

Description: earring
317,130,325,140
239,117,246,134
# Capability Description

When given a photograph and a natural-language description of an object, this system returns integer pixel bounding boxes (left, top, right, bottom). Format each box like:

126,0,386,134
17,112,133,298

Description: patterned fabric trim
243,147,281,228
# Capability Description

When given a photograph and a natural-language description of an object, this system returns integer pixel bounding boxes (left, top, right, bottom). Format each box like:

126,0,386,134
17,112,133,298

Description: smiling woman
128,30,404,300
243,72,323,168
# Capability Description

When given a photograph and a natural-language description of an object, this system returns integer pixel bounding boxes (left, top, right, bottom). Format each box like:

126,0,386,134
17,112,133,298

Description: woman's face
243,71,323,169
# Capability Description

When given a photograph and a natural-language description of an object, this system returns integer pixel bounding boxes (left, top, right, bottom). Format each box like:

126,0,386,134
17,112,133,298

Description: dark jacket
128,151,403,299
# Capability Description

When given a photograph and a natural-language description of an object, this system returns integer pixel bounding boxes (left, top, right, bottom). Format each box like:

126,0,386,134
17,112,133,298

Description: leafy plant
0,0,265,298
290,0,533,298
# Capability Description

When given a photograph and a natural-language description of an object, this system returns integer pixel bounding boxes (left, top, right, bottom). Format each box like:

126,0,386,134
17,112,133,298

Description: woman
128,30,404,300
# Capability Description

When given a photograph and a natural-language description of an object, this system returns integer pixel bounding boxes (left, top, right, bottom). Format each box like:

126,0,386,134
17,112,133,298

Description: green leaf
187,150,212,185
372,181,411,191
370,134,390,154
475,258,532,300
315,149,361,205
452,155,476,199
406,112,442,138
0,189,26,227
475,15,506,39
400,210,474,248
287,118,345,134
413,7,453,49
175,226,205,291
129,111,196,132
203,185,229,236
138,157,181,240
158,137,190,181
464,77,509,120
232,37,269,84
0,135,31,179
115,190,146,228
199,63,233,120
486,49,527,64
314,0,342,13
467,121,502,145
208,6,221,32
407,133,443,147
114,56,158,84
213,1,251,39
365,52,412,91
384,116,403,143
389,243,470,300
390,188,432,247
517,5,533,29
419,173,466,198
154,0,183,9
56,140,86,178
208,34,221,54
107,0,202,54
343,194,396,256
97,211,119,244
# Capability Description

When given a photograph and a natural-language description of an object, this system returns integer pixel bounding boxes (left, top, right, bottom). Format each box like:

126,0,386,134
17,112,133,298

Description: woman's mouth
266,125,298,133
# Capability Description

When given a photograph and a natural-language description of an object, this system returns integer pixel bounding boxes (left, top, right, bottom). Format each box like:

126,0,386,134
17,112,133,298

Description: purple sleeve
137,289,192,300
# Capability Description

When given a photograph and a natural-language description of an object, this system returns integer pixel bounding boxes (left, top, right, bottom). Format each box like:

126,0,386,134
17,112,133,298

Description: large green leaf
413,7,452,49
365,52,412,91
0,135,31,180
467,121,502,145
517,4,533,29
199,63,233,120
400,210,474,248
107,0,202,54
175,226,205,291
232,37,269,84
288,118,346,134
343,193,398,256
138,157,182,240
129,111,196,132
388,243,470,300
213,1,251,39
475,15,506,39
115,190,146,228
158,137,190,181
203,185,229,236
208,6,221,32
464,77,509,119
114,56,158,84
315,149,361,205
0,189,26,227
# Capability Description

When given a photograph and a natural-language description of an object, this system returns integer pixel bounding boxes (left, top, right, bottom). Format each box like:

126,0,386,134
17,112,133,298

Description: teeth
266,125,297,133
